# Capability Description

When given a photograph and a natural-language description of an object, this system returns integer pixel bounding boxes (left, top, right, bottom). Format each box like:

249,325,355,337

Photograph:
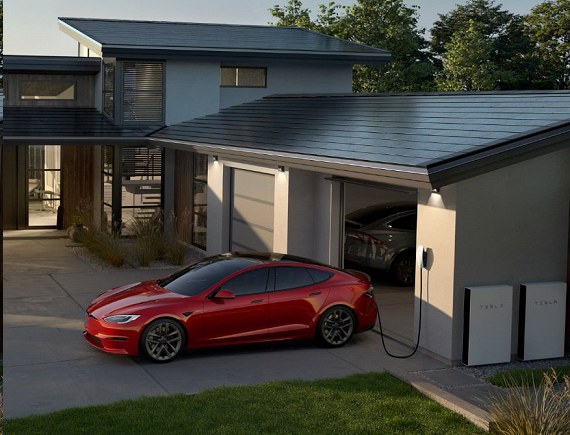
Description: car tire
390,251,415,286
140,318,186,363
317,305,356,348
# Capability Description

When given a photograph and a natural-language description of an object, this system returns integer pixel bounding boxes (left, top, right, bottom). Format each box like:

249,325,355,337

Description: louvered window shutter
122,62,164,123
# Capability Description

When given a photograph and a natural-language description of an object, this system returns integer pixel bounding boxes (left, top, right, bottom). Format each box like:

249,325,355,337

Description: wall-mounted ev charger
416,245,427,269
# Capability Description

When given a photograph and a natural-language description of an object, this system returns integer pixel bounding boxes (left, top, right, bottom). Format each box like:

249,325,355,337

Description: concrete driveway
3,234,485,423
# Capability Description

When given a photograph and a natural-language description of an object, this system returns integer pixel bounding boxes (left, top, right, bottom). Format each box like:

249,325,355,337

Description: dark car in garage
344,202,417,286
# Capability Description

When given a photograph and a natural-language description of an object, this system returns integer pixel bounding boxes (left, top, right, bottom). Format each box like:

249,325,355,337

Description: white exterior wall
220,60,353,109
207,163,341,265
416,187,458,362
453,148,570,362
416,148,570,363
165,60,221,125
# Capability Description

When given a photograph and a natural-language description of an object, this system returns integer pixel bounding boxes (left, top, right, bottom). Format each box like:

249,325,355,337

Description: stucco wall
219,60,353,109
417,147,570,363
165,60,221,125
452,147,570,361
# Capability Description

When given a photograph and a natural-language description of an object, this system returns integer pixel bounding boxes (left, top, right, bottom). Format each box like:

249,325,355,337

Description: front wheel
317,306,355,347
140,318,186,363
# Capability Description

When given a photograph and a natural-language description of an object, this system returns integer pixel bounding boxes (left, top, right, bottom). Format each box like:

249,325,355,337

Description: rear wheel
317,306,355,347
140,318,186,363
390,251,415,286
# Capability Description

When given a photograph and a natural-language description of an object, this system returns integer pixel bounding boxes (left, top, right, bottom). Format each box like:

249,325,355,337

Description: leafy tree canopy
270,0,437,92
525,0,570,89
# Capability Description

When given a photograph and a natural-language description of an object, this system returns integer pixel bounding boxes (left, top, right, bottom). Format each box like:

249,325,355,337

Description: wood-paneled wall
61,146,95,228
174,150,194,243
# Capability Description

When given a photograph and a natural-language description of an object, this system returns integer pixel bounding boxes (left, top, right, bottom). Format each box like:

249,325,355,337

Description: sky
5,0,544,56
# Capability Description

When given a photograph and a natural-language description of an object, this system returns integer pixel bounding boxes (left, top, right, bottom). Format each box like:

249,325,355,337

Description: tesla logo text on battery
479,303,504,310
534,300,558,306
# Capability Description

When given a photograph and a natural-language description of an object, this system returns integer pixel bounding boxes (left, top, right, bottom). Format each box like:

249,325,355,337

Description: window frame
220,66,267,88
20,80,77,101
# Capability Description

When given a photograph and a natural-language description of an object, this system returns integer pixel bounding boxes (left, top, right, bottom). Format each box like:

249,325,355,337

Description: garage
151,91,570,364
340,180,418,344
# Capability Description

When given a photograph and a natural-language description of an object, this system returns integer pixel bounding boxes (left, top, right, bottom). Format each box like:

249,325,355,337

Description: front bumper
83,312,140,356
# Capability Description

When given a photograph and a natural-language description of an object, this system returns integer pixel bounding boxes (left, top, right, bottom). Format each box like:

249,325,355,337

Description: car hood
87,281,187,319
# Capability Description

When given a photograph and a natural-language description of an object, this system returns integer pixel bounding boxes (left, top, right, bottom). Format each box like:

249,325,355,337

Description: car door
267,265,331,339
201,267,270,346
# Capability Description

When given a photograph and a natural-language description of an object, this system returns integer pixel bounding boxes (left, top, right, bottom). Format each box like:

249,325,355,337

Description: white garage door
230,169,275,252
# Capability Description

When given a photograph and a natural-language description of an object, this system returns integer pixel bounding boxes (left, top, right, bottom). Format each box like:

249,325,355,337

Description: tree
270,0,437,92
525,0,570,89
436,20,498,91
269,0,314,28
431,0,539,90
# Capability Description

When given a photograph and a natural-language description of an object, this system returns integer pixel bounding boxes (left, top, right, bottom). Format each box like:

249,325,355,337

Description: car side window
387,213,417,230
274,266,315,291
221,267,269,296
307,268,333,284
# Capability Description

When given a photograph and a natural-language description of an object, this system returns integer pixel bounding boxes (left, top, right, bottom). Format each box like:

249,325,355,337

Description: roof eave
58,19,103,56
427,121,570,189
99,45,392,64
149,137,431,189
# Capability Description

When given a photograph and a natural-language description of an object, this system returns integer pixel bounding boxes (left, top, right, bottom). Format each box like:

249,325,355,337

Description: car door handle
251,299,264,304
309,292,321,296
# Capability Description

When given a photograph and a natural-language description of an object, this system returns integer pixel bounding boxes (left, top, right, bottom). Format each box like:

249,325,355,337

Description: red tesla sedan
84,252,377,363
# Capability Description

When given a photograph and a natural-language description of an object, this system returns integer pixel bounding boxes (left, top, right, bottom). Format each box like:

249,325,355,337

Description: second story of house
4,18,391,127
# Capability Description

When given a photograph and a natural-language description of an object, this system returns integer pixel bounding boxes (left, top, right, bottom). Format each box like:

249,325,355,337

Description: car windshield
345,204,415,229
158,257,260,296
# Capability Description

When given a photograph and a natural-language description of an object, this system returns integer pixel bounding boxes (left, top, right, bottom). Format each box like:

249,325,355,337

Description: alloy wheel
143,320,184,362
320,307,354,346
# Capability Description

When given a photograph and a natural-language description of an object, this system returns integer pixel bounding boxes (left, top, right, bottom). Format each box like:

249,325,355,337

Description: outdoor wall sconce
213,155,219,161
278,165,285,172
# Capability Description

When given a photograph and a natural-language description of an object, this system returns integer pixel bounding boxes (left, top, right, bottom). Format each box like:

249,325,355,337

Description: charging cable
373,265,424,359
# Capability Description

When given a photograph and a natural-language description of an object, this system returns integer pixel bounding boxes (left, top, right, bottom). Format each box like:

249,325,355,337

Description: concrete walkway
3,231,496,430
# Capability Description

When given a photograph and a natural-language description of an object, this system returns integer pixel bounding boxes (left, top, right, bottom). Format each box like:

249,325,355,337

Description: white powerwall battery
463,285,513,366
518,282,566,361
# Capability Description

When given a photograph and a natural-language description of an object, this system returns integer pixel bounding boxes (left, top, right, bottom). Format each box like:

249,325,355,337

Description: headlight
103,314,141,324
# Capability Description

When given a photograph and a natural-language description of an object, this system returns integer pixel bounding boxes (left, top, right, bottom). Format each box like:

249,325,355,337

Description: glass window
122,61,164,123
307,268,333,284
221,267,270,296
21,81,75,100
103,58,116,119
220,67,267,87
274,266,315,291
160,257,258,296
192,154,208,250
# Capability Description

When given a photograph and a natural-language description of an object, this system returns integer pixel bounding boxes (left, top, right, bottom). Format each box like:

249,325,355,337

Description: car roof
221,252,331,267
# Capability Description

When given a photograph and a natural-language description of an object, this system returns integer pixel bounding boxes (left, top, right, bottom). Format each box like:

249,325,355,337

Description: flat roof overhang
149,137,433,189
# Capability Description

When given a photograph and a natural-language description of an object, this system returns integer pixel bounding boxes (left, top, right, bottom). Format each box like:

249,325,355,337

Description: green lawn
5,372,484,435
487,365,570,387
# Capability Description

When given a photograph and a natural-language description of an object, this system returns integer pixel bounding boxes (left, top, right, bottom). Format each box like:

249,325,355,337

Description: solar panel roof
151,91,570,187
58,18,391,63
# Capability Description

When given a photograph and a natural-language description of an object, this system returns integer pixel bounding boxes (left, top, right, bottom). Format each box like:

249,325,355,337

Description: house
2,18,569,365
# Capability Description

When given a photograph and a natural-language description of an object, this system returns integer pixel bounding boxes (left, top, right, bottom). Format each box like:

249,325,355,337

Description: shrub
128,211,164,267
163,233,188,266
486,369,570,435
86,231,126,267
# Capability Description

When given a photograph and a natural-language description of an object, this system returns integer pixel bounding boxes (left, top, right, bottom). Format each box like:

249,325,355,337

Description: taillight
352,234,383,245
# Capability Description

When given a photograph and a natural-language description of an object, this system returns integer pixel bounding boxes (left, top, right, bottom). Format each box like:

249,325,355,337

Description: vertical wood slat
174,150,194,243
62,146,95,228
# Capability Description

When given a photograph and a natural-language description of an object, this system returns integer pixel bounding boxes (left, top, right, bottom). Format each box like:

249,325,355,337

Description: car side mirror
214,289,236,299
